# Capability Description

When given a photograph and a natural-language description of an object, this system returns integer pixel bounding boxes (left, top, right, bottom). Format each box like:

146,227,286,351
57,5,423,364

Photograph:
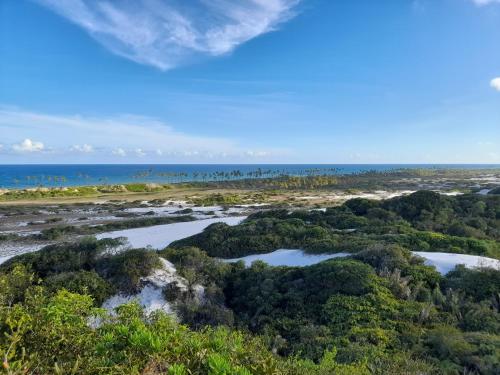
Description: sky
0,0,499,164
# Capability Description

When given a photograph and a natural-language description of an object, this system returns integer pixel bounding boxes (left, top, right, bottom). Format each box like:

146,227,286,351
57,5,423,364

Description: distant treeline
1,168,500,201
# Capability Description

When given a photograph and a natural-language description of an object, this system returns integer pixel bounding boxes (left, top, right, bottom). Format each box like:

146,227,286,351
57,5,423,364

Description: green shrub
95,249,161,292
43,270,115,305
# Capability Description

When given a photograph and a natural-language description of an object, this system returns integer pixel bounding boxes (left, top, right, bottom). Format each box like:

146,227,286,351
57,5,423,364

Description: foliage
171,192,500,259
443,265,500,302
0,288,370,374
1,238,161,295
166,234,499,374
0,183,171,201
1,190,499,374
190,193,244,206
94,249,162,293
42,270,115,305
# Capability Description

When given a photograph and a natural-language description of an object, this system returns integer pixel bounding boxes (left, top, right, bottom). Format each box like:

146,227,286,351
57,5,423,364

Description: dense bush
223,258,398,359
0,241,498,374
0,287,373,374
170,217,343,258
164,243,500,374
443,265,500,302
172,192,500,259
42,270,114,304
1,190,499,374
1,238,162,295
95,248,162,293
0,237,119,277
160,246,231,287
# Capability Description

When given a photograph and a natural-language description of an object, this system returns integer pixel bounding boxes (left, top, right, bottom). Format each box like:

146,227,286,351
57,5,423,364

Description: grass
0,183,174,202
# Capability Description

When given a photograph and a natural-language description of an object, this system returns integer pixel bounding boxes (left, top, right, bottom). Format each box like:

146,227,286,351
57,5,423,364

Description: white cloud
472,0,500,5
112,148,126,157
490,77,500,91
36,0,300,70
135,148,146,157
0,107,238,154
71,143,94,153
12,139,45,153
477,141,494,146
0,107,282,161
245,150,269,157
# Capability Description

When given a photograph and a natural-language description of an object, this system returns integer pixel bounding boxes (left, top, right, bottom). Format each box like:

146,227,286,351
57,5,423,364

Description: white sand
101,258,203,317
413,251,500,275
96,216,246,250
237,203,270,207
124,205,224,216
324,190,416,202
0,217,246,265
102,284,173,316
0,244,46,265
478,189,492,195
222,249,350,267
223,249,500,275
440,191,463,196
0,255,13,265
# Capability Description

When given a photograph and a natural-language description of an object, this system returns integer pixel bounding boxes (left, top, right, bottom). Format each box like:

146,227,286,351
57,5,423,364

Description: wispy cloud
36,0,300,70
472,0,500,5
112,148,126,157
71,144,94,153
12,139,45,153
135,148,146,157
0,107,280,162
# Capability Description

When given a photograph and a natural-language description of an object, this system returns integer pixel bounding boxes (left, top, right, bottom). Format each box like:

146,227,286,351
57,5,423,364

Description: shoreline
1,167,499,205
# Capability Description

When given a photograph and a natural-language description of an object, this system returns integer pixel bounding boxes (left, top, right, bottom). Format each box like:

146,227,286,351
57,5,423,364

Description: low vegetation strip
0,183,173,201
2,168,499,202
35,214,196,240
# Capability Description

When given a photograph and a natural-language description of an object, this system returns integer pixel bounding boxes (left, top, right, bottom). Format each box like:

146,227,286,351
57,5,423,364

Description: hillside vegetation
172,191,500,259
1,191,499,374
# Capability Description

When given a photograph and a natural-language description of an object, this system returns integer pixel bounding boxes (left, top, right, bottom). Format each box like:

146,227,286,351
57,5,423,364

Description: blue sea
0,164,498,189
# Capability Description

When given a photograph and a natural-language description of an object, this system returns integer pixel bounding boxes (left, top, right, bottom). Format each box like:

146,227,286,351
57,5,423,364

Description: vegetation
0,238,158,296
1,190,499,374
1,242,375,374
2,167,499,202
196,168,500,192
0,183,172,201
0,233,19,242
161,244,500,374
3,236,492,373
190,193,244,206
489,187,500,195
172,191,500,259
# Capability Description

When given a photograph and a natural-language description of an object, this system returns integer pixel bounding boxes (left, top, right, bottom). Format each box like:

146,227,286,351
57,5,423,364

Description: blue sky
0,0,499,164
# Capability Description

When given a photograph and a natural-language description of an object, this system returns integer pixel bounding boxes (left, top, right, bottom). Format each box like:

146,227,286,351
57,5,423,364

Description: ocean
0,164,498,189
